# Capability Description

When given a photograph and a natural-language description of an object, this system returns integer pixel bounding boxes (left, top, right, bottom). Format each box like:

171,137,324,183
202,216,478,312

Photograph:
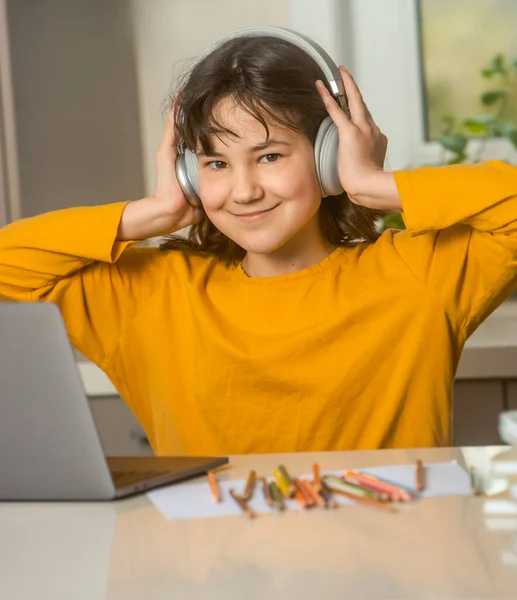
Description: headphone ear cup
314,116,344,198
184,149,201,200
175,147,202,207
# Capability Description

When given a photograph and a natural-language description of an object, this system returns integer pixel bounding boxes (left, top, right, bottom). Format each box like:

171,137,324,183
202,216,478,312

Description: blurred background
1,0,517,453
1,0,517,223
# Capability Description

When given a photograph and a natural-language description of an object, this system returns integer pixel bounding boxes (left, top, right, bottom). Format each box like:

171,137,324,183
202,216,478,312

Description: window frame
291,0,517,170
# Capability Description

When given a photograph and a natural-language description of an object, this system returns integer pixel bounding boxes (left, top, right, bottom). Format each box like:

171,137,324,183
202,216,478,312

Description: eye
259,153,281,164
206,160,228,170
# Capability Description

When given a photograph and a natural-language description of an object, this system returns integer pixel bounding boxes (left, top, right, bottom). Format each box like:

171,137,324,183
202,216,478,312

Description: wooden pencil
330,487,397,512
261,477,273,506
416,459,425,492
346,471,412,502
294,478,315,508
312,463,322,492
361,472,417,498
243,469,257,501
294,488,308,508
274,465,296,498
229,489,255,519
343,475,391,502
268,480,286,511
303,479,326,508
320,480,338,509
324,475,386,502
207,471,220,502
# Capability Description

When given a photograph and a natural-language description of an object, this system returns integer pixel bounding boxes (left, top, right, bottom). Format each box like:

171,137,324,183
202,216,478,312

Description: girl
1,33,516,457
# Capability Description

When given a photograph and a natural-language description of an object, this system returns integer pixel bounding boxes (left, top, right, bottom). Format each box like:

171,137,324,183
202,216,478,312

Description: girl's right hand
153,107,204,231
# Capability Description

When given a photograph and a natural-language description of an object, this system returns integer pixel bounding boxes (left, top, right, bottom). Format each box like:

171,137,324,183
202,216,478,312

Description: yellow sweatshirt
1,161,516,456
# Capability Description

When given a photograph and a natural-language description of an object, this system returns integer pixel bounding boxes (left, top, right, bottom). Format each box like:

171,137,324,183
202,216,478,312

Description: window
418,0,517,143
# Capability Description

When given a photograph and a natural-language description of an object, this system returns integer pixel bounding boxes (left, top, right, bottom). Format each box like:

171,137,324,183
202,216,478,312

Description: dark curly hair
160,35,383,264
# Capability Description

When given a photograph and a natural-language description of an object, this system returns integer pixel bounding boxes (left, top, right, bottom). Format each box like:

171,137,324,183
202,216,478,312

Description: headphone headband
201,26,349,113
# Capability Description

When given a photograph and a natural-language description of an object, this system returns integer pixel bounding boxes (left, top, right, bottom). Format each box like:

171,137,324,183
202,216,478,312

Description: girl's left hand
316,66,401,210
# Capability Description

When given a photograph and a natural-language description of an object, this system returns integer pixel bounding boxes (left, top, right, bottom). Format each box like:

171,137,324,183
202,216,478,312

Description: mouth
232,204,280,222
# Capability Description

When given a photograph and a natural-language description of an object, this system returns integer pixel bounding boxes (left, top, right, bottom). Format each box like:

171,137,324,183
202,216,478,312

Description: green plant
381,52,517,231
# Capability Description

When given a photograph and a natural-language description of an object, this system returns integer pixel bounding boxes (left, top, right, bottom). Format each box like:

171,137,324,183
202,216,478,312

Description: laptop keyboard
111,470,171,489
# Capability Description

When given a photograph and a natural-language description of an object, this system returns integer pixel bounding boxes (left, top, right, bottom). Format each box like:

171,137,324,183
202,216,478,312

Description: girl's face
196,97,324,255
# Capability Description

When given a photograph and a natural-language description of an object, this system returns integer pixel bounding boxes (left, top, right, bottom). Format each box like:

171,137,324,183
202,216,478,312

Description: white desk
1,446,516,599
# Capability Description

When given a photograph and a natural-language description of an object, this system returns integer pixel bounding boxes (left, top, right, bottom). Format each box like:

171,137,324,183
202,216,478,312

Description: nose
231,165,263,204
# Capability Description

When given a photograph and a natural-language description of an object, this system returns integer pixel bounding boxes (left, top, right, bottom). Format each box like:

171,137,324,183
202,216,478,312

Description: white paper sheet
148,460,471,521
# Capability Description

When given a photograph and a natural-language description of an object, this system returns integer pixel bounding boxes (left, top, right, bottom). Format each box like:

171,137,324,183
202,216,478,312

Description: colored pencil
303,479,326,508
269,480,286,511
294,488,308,508
329,486,397,512
324,475,386,502
416,460,425,492
207,471,220,502
312,463,322,492
229,489,255,519
243,469,257,501
342,474,393,502
358,472,418,497
261,477,273,506
274,465,296,498
320,480,338,509
294,478,315,508
346,470,412,502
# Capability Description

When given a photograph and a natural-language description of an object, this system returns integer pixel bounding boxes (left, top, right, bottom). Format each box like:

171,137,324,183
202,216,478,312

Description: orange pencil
303,479,326,508
343,474,392,502
312,463,322,492
207,471,220,502
299,479,317,508
330,487,397,513
345,470,412,502
294,478,313,508
294,489,308,508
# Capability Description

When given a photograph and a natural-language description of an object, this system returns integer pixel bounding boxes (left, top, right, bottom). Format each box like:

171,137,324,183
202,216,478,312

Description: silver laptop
0,301,228,500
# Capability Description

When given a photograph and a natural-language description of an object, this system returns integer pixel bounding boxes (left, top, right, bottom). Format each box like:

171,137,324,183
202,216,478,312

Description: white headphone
175,26,350,207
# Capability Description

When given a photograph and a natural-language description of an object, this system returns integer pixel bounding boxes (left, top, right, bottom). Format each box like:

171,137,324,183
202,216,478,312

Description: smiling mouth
232,204,280,219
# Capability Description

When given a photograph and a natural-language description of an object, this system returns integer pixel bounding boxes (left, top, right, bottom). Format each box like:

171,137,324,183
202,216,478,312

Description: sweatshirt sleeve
391,160,517,337
0,202,166,368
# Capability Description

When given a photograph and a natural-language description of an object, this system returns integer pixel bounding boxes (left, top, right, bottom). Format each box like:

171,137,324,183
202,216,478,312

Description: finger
315,80,353,132
158,101,179,156
338,66,372,126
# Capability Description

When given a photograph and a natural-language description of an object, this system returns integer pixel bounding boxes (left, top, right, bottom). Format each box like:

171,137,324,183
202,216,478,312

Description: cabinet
507,381,517,410
453,378,517,446
452,380,505,447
